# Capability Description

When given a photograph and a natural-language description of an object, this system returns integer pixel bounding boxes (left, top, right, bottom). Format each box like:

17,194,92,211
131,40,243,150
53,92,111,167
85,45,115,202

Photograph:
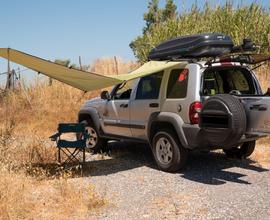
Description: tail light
189,101,202,124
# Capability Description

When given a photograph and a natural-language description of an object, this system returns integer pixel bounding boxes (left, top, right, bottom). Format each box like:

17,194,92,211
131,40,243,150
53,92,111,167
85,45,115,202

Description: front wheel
223,141,256,159
79,120,107,152
152,129,188,172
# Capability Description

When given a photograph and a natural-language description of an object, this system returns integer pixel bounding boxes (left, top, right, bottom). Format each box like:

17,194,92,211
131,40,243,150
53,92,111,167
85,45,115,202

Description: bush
130,2,270,62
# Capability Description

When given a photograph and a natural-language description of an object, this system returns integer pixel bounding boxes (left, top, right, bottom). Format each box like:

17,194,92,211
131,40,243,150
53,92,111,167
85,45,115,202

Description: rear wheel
152,129,188,172
80,120,107,152
223,141,256,159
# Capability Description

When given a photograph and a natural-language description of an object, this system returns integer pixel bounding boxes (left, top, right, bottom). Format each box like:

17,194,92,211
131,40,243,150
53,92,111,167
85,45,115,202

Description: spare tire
199,94,246,148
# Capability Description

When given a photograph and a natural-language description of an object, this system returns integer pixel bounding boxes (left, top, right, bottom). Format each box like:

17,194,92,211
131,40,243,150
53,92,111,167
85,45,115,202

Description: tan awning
0,48,187,91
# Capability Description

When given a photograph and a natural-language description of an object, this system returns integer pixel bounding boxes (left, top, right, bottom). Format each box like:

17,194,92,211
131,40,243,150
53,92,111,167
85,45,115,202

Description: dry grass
253,64,270,93
251,145,270,168
0,58,135,220
0,169,106,220
89,57,137,75
253,136,270,168
0,82,85,171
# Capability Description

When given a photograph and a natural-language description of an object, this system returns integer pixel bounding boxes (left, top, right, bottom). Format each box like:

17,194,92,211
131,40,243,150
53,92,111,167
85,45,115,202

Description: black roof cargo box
148,33,234,60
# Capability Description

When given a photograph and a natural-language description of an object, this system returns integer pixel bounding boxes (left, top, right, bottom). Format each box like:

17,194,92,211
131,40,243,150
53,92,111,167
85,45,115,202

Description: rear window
202,67,255,95
166,69,189,98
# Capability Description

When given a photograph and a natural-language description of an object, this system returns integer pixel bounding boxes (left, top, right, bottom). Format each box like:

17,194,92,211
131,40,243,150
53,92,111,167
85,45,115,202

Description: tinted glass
136,71,163,99
166,69,189,98
203,67,255,95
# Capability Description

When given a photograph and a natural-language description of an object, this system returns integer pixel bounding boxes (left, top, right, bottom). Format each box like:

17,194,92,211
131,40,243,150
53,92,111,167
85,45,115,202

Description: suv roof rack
159,57,199,63
205,54,270,66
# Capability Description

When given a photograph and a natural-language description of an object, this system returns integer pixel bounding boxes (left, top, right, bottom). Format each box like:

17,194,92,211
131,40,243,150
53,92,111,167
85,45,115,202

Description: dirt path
82,142,270,220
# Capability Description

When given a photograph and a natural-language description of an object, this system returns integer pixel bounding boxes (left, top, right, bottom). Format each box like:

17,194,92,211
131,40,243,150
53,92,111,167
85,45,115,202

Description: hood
81,97,104,109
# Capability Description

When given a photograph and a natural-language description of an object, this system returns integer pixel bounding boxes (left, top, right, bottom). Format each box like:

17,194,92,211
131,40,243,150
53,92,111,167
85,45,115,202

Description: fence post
49,77,53,86
114,56,118,75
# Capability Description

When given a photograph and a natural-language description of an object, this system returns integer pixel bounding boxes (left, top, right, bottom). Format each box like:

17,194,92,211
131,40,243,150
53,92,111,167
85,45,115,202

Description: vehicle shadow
179,151,269,185
82,141,156,176
82,141,268,186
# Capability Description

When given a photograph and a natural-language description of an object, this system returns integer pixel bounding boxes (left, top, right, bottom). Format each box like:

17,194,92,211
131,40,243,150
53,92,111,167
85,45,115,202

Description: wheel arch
148,112,189,148
78,108,101,133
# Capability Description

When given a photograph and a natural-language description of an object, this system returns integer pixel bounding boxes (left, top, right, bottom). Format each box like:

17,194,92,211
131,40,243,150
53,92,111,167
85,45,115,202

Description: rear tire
79,120,107,153
152,129,188,172
223,141,256,159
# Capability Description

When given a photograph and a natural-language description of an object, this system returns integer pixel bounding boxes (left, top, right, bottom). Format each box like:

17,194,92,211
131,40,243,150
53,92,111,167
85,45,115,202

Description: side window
166,69,189,98
136,71,163,100
113,80,135,100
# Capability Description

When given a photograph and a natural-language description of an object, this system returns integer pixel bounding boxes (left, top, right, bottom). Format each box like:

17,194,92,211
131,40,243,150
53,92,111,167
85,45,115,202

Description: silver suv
78,59,270,172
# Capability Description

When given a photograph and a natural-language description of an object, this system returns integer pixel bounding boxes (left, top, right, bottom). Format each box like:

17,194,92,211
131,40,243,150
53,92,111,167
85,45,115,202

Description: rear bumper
182,124,268,150
182,124,206,149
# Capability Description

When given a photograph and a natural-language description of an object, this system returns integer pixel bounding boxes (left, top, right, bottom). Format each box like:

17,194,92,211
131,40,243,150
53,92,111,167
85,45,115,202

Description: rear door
161,68,191,123
129,71,164,139
202,63,270,135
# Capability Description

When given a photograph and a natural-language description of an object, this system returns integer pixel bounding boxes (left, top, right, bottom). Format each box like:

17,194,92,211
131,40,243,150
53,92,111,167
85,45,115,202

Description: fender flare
147,112,189,148
78,108,101,132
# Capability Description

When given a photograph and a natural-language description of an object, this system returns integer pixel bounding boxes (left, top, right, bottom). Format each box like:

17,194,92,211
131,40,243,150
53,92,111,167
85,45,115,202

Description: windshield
202,66,257,96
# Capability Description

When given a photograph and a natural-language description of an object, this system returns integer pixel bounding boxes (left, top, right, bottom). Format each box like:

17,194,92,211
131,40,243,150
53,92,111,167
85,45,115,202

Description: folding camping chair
50,123,89,166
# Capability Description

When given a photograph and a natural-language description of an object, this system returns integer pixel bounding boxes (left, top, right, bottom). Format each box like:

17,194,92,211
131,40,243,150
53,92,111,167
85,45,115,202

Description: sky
0,0,270,84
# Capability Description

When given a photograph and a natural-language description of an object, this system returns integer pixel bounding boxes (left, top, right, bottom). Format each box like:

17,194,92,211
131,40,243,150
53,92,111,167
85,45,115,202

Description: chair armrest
49,132,61,141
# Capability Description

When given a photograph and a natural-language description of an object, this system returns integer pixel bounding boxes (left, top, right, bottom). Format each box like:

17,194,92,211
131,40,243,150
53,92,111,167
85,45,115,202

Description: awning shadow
82,141,156,177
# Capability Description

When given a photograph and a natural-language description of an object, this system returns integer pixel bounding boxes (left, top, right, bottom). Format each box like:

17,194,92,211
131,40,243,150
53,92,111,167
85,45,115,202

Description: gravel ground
80,142,270,220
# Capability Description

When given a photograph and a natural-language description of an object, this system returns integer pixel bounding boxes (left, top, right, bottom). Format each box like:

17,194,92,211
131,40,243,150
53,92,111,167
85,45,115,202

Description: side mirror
100,90,111,100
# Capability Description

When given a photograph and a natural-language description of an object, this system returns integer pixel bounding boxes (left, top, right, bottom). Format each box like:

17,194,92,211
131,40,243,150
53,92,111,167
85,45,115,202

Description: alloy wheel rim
156,137,173,165
85,127,98,148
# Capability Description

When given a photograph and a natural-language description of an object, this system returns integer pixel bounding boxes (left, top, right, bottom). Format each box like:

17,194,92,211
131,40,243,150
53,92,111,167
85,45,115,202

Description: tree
49,59,78,85
143,0,161,33
54,59,89,70
162,0,177,21
130,2,270,63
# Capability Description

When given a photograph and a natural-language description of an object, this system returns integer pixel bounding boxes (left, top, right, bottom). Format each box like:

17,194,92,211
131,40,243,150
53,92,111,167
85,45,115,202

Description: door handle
250,104,267,111
149,103,159,108
120,103,128,108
